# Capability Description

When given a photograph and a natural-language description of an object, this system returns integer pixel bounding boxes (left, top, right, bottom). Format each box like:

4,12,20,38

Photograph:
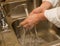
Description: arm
40,0,59,11
30,1,52,14
20,0,59,28
30,0,58,15
40,1,52,10
42,0,59,7
44,7,60,28
43,0,60,28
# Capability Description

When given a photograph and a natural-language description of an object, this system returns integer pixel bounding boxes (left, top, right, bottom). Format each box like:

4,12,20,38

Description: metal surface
0,1,27,46
12,18,60,46
1,0,60,46
5,1,60,46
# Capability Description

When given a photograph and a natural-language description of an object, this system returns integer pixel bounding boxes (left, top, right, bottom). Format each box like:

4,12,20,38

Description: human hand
19,1,52,29
30,7,45,15
20,13,46,29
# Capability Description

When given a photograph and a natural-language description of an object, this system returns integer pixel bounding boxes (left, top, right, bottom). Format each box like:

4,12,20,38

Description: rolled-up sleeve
42,0,59,7
44,7,60,28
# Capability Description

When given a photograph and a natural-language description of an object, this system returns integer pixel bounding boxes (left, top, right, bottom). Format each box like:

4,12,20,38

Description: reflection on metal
33,0,36,8
52,43,60,46
7,4,28,17
0,2,9,32
49,29,60,39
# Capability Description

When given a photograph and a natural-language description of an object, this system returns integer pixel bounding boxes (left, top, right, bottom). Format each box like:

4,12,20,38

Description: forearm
40,1,52,10
39,0,59,10
44,7,60,28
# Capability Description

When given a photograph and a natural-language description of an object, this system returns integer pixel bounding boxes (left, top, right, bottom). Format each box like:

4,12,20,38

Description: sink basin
12,18,59,46
3,1,60,46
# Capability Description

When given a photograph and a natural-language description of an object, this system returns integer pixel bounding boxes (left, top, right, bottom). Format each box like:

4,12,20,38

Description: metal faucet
0,2,9,32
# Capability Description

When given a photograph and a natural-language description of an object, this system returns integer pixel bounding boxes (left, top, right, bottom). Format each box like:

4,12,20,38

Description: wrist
40,1,52,10
38,13,47,21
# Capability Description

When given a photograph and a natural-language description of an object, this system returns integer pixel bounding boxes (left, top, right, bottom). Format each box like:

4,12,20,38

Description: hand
19,7,47,29
30,7,45,15
19,1,52,29
20,13,46,29
30,1,52,15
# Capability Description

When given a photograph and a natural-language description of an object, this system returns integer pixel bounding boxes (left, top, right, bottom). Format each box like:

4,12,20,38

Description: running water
18,27,46,46
18,6,46,46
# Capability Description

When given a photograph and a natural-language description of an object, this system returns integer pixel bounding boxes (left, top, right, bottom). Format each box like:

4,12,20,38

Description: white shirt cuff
42,0,59,7
44,7,60,28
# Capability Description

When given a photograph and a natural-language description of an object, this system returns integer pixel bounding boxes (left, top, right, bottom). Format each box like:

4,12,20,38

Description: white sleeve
42,0,59,7
44,7,60,28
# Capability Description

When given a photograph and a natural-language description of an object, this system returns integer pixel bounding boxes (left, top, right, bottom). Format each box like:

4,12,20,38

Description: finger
20,19,29,26
23,23,30,28
30,12,34,15
23,23,34,29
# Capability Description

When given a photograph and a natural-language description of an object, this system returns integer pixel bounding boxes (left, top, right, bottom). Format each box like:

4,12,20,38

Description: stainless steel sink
11,18,60,46
3,1,60,46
